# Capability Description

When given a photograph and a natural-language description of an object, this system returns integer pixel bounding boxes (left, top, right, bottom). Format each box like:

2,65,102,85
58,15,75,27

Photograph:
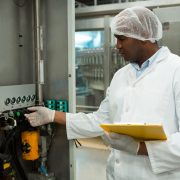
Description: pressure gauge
11,97,16,104
4,98,11,105
21,96,26,103
16,96,21,104
31,95,36,101
26,95,31,102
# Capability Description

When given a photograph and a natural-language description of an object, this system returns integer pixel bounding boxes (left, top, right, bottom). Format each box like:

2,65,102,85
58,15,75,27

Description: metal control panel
0,84,36,112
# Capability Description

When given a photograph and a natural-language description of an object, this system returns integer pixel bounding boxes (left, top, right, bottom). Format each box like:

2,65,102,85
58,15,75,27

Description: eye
118,36,126,41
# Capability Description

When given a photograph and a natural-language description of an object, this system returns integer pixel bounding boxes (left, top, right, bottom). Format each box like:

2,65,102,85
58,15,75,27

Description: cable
9,135,28,180
0,125,28,179
0,129,17,153
46,124,56,154
0,115,16,130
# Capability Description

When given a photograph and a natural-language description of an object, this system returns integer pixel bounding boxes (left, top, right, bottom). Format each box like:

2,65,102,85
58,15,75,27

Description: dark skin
115,35,160,67
115,35,160,155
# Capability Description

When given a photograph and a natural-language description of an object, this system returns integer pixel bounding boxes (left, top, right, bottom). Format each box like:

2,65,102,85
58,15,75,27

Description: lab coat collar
153,46,170,64
127,46,170,85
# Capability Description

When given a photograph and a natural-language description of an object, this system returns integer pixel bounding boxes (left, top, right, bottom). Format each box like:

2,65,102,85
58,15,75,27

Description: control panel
0,84,36,112
0,84,36,130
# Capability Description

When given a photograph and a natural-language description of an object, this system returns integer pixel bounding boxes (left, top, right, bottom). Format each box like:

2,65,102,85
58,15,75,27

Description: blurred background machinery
75,0,180,113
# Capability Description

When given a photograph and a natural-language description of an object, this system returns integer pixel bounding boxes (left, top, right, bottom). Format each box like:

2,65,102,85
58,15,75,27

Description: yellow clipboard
100,123,167,140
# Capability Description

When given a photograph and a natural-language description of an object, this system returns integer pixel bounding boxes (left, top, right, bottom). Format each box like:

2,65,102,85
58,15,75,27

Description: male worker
25,6,180,180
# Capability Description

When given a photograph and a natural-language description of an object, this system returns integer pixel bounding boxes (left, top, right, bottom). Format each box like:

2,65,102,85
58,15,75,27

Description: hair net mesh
111,6,162,42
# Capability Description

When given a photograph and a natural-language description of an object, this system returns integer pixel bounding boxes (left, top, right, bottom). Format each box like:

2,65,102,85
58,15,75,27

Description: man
25,6,180,180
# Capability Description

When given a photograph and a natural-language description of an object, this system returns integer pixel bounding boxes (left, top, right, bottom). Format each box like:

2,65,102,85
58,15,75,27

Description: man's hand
102,132,139,155
24,106,55,127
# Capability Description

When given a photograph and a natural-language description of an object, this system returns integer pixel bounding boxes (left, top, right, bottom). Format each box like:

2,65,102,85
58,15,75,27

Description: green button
16,112,21,117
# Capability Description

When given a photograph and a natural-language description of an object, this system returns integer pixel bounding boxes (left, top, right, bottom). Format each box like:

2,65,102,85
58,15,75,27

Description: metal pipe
94,0,97,6
34,0,44,105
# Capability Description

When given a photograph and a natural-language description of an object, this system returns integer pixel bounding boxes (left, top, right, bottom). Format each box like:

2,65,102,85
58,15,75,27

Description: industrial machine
0,0,73,179
75,45,127,111
0,84,55,180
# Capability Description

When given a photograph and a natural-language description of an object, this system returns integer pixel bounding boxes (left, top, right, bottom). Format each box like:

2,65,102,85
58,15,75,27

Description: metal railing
75,0,147,7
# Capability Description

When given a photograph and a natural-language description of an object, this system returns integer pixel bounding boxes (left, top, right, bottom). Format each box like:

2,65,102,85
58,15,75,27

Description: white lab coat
66,47,180,180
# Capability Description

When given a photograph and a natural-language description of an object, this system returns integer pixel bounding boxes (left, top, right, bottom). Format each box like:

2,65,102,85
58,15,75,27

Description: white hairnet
111,6,162,42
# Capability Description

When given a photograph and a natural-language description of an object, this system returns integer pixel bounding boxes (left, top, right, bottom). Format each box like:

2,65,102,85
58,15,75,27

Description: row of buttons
4,95,36,105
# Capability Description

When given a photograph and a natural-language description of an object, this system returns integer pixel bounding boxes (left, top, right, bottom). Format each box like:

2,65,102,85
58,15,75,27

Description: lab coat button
116,159,119,164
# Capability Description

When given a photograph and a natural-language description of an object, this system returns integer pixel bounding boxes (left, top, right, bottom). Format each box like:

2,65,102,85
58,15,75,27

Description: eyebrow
114,35,126,39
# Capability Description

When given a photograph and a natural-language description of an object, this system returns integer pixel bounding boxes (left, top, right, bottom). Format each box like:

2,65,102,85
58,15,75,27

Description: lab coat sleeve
146,66,180,174
66,88,110,139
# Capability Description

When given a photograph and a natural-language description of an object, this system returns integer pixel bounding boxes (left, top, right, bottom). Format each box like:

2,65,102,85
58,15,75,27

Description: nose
116,39,122,49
